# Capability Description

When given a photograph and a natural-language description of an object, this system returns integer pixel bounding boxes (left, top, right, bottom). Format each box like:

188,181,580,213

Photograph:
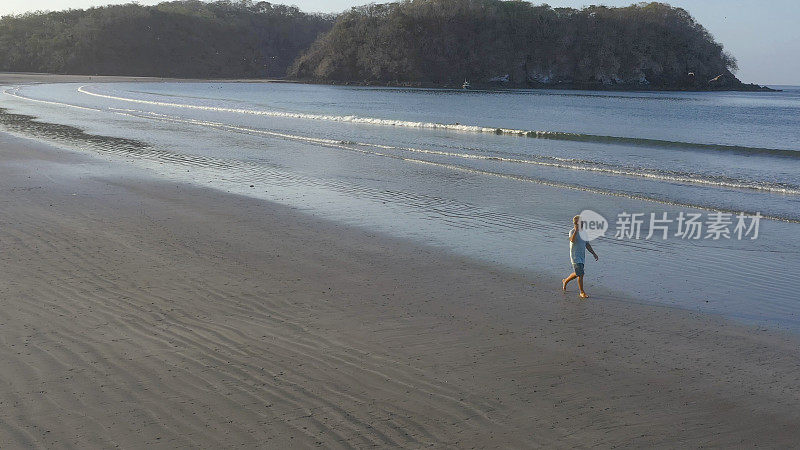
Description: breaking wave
110,108,800,199
9,86,800,197
77,85,799,158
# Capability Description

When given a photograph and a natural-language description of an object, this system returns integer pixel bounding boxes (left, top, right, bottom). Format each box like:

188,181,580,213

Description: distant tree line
290,0,750,89
0,0,333,78
0,0,761,89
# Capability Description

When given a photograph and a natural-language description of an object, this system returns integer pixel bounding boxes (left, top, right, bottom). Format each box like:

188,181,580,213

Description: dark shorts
573,263,585,277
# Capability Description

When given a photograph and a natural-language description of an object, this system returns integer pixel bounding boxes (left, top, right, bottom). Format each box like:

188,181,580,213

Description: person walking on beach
562,215,599,298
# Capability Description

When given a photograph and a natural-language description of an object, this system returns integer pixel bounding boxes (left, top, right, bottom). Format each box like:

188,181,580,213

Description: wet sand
0,131,799,447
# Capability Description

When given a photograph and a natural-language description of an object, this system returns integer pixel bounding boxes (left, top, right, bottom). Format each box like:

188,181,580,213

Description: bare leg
578,276,589,298
562,273,577,291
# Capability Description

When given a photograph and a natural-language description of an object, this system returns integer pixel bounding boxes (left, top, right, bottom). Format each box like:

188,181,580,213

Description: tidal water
2,82,799,330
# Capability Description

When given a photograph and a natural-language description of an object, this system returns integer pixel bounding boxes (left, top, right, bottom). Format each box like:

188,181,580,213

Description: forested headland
0,1,333,78
0,0,770,90
290,0,765,90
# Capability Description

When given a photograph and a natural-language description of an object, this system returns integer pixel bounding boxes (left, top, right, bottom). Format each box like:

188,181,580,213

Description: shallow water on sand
2,82,800,331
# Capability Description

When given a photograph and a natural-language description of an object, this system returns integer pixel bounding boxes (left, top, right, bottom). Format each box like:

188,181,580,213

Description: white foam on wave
4,87,103,112
110,108,798,222
382,146,800,195
77,85,571,137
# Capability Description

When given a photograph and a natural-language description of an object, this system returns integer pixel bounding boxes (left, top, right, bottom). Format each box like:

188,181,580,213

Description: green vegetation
290,0,753,90
0,0,765,90
0,1,332,78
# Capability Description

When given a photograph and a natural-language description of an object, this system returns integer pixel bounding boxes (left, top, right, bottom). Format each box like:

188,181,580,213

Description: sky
1,0,797,85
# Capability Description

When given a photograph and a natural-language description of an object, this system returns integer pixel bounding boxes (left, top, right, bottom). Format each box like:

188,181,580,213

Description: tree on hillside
0,0,334,77
289,0,742,89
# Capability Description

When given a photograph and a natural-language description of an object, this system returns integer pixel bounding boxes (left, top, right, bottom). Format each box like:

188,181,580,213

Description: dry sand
0,72,285,85
0,73,168,85
0,131,799,448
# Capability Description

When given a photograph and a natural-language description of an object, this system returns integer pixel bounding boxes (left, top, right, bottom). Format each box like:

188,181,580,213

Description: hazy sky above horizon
1,0,797,85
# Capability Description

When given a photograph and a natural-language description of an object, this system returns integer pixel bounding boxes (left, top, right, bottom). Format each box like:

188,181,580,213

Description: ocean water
2,81,800,330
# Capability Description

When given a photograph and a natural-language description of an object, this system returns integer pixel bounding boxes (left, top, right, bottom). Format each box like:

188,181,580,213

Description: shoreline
0,72,779,92
297,78,778,92
3,76,799,328
1,130,799,446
